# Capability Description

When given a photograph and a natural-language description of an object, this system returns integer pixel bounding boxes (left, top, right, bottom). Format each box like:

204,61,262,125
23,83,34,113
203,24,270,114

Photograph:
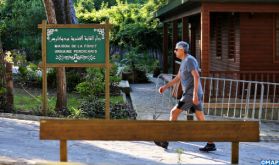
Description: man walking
155,41,216,152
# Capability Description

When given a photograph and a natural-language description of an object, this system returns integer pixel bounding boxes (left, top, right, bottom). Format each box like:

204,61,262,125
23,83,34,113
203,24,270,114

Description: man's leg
154,106,183,149
195,110,205,121
195,110,216,151
170,106,183,121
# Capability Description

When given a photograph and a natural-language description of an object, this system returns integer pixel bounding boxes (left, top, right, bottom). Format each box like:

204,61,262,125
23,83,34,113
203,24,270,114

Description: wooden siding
240,13,279,71
210,13,240,72
195,22,201,66
201,5,210,76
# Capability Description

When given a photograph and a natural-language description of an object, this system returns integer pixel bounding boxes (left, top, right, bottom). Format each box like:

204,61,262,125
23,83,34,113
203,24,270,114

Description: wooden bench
40,119,259,164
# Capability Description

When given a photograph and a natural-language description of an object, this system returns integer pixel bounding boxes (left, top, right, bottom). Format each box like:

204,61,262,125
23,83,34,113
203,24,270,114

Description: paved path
0,117,279,165
0,76,278,164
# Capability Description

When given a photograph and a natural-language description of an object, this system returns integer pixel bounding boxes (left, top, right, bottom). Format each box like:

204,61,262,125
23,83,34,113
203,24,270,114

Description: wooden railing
210,71,279,83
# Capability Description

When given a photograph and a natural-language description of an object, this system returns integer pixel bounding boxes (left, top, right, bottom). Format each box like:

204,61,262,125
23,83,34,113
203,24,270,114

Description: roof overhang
155,0,279,20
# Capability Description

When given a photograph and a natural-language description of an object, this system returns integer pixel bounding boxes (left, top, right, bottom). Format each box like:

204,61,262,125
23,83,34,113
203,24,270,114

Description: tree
0,0,45,61
76,0,166,51
42,0,78,113
0,35,7,112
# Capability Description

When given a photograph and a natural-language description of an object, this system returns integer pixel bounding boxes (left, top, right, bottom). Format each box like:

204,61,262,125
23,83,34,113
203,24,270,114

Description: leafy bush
66,69,85,92
76,0,166,51
78,95,136,119
0,0,46,61
76,64,121,97
79,95,105,118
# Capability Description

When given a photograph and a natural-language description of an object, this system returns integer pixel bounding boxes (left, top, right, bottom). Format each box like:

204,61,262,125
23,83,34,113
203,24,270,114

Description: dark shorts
175,93,203,112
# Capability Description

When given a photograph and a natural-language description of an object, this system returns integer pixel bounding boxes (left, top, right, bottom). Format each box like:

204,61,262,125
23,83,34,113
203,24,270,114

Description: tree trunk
43,0,77,113
5,62,13,112
42,0,57,24
43,0,66,113
0,36,7,112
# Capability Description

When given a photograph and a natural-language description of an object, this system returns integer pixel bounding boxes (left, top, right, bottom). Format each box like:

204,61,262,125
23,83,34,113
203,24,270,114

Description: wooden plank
40,162,84,165
204,2,279,13
40,120,259,142
44,64,108,68
201,4,210,77
38,23,112,29
182,17,189,42
172,20,178,75
105,21,110,120
41,20,47,116
240,13,277,71
231,142,239,164
60,140,67,162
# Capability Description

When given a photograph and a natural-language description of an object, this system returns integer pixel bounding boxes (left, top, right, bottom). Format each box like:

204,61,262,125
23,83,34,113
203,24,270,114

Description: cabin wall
240,13,278,71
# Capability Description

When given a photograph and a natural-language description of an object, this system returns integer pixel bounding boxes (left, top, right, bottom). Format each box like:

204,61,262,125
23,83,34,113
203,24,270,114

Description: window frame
274,13,279,63
215,15,223,60
228,14,237,62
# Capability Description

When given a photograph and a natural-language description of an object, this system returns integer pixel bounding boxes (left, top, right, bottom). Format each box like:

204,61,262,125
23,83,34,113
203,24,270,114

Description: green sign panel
46,28,105,64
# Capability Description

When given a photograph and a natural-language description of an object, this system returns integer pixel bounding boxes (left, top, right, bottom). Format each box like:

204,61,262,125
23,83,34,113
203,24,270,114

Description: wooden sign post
39,20,111,119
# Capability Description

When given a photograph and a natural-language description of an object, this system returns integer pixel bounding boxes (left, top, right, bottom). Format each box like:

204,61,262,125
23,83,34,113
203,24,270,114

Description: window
215,15,222,59
275,14,279,62
228,14,236,61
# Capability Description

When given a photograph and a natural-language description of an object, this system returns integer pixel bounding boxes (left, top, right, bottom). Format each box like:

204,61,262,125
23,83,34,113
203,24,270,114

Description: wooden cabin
155,0,279,83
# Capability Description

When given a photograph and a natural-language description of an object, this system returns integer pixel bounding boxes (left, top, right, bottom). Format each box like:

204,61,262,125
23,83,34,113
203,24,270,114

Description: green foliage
78,95,136,119
76,68,105,97
120,48,158,73
0,0,46,61
66,69,85,92
76,0,166,51
0,87,6,95
79,95,105,118
8,51,42,87
76,64,120,97
4,51,13,63
75,0,117,11
47,68,56,89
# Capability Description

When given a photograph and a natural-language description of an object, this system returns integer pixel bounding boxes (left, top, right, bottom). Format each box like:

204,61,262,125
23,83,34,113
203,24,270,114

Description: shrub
78,95,136,119
76,64,121,97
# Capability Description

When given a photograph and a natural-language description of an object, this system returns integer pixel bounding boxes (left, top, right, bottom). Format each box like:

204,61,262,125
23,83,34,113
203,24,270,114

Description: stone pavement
0,76,278,164
130,76,279,142
0,117,279,165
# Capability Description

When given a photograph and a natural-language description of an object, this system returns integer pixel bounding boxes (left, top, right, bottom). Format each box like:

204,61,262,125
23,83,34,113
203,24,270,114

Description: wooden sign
46,28,105,64
39,20,111,119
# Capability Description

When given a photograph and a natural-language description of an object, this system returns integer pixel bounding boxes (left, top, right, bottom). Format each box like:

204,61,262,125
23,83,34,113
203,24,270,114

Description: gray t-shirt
179,55,203,97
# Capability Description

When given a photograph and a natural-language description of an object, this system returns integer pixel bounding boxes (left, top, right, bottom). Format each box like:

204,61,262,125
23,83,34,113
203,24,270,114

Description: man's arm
191,69,200,105
159,71,181,94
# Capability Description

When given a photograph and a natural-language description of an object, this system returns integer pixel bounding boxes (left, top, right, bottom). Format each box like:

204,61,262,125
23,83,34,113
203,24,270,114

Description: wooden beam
105,20,110,120
38,63,111,68
163,23,169,73
60,140,67,162
182,17,189,43
38,23,112,29
40,120,259,142
201,4,210,77
162,7,201,23
172,20,178,74
204,2,279,13
41,20,48,116
231,142,239,164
